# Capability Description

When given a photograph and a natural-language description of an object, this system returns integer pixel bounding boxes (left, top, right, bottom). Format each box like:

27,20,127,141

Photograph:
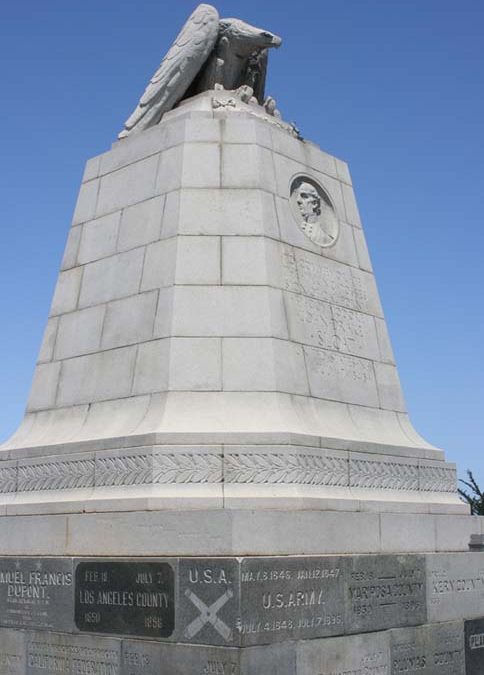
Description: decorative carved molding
225,453,349,486
0,450,456,496
212,97,237,110
154,453,222,484
420,466,457,493
0,466,16,494
95,452,223,487
212,95,300,137
350,459,419,491
96,454,153,487
17,459,95,492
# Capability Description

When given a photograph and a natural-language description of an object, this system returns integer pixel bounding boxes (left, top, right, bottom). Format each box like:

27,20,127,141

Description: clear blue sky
0,1,483,481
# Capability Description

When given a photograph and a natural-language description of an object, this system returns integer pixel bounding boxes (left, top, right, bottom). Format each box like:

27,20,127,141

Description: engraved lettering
262,588,326,609
392,655,426,672
470,632,484,650
75,561,174,638
27,638,119,674
0,559,74,631
188,568,231,584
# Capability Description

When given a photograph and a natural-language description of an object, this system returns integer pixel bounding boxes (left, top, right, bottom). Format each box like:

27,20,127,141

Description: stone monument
0,5,482,674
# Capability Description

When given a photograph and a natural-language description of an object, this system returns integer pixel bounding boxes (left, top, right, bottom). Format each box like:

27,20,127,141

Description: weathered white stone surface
54,305,105,360
77,211,120,265
0,510,480,556
0,94,462,515
117,195,165,251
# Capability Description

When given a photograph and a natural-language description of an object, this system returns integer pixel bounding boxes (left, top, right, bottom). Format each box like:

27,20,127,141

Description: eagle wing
120,4,219,138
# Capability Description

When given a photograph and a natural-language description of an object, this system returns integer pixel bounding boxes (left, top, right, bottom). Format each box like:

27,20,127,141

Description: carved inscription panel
332,305,380,360
178,559,240,647
280,245,381,318
239,556,345,646
121,642,242,675
0,628,25,675
121,640,162,675
304,346,379,407
427,554,484,622
0,558,74,632
75,561,175,638
298,631,390,675
390,622,464,675
284,293,379,361
346,555,426,634
465,618,484,675
26,632,121,675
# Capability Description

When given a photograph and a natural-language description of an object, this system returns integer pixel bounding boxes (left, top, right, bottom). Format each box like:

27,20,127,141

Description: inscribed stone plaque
0,557,74,632
0,628,26,675
75,560,175,638
345,555,426,634
121,640,162,675
239,556,344,645
178,558,240,646
426,553,484,622
122,642,241,675
240,643,296,675
121,641,295,675
464,618,484,675
390,621,464,675
297,631,390,675
26,631,121,675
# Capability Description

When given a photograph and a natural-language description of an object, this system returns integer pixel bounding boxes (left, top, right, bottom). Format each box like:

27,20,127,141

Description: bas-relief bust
290,177,340,248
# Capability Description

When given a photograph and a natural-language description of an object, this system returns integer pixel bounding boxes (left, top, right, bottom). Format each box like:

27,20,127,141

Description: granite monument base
0,551,483,673
0,75,477,675
0,92,464,518
0,509,481,557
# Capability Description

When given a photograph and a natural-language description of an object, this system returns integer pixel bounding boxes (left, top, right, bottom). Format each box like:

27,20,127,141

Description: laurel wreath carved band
0,450,457,495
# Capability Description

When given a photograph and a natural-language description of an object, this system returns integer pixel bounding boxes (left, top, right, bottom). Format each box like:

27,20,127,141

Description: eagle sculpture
119,4,282,139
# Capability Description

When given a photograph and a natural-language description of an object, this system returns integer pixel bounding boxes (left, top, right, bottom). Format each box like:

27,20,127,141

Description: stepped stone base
0,621,474,675
0,550,483,674
0,510,481,557
0,431,464,516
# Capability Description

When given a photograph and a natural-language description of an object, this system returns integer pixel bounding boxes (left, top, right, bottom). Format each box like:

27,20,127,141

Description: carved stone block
121,641,295,675
239,556,345,645
390,621,464,675
26,631,121,675
464,618,484,675
74,560,176,639
0,628,26,675
177,558,240,646
0,558,74,632
426,553,484,622
297,631,390,675
345,555,426,634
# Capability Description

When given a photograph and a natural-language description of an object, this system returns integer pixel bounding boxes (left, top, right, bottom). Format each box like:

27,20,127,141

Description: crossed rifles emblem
184,588,234,641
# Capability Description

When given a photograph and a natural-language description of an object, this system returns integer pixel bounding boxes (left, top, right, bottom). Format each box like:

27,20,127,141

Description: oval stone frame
289,175,340,248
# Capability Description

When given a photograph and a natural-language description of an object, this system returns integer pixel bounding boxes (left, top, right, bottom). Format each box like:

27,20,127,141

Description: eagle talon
235,85,254,103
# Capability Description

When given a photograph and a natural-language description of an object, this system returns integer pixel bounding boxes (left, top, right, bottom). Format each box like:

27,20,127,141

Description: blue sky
0,1,483,481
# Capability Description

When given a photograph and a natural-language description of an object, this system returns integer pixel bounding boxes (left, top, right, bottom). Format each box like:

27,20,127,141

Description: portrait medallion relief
290,176,340,247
